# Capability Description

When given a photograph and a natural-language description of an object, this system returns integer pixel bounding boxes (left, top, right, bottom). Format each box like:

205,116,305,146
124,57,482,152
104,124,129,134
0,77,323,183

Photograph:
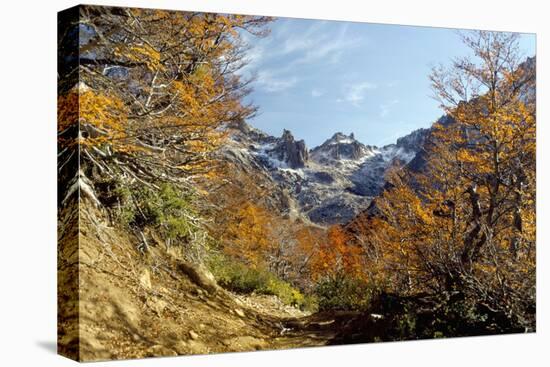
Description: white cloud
245,47,264,68
311,88,324,97
343,82,377,106
282,37,313,55
240,20,365,95
380,99,399,117
262,21,361,68
256,71,297,93
280,20,329,55
292,24,360,65
237,46,264,76
295,41,346,64
235,30,266,78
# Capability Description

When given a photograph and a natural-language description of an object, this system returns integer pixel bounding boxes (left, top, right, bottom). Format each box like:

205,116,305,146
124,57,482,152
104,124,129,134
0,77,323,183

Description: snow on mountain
220,122,428,225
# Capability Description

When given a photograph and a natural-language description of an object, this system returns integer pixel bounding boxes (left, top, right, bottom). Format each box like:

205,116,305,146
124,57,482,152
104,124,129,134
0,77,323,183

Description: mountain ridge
220,121,429,225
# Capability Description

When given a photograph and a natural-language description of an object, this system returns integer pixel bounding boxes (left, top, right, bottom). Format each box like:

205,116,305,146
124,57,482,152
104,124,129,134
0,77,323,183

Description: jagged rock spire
269,129,309,168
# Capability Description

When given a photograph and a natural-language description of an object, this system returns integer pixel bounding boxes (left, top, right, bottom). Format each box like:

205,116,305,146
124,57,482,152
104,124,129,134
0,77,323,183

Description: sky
239,18,536,148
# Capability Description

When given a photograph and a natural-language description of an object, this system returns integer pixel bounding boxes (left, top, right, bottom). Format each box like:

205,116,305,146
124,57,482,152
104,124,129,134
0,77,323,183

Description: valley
57,6,536,361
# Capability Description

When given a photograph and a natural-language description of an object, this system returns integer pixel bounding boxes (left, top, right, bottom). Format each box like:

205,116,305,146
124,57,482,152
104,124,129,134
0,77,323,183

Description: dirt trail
58,203,350,361
231,293,343,350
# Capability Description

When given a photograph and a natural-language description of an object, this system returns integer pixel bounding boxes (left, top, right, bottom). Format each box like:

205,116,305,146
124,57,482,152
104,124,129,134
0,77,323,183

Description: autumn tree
220,197,321,283
362,31,535,329
310,225,366,281
222,202,272,267
293,226,325,282
430,31,535,326
58,5,271,205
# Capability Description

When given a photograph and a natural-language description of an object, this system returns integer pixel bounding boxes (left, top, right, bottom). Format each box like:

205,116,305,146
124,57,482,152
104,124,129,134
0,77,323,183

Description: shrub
265,277,305,308
113,182,209,260
315,273,379,311
375,293,511,340
129,184,198,233
208,255,269,293
207,254,315,310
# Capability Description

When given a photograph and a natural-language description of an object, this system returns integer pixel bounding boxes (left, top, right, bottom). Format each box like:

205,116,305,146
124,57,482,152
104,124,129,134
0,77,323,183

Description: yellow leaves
130,45,163,71
79,89,127,132
113,43,163,72
171,79,207,117
190,64,217,94
456,149,477,164
58,87,130,150
78,89,129,148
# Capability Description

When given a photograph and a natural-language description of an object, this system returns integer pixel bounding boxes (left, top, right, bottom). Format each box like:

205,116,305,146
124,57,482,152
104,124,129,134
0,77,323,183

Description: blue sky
240,18,536,148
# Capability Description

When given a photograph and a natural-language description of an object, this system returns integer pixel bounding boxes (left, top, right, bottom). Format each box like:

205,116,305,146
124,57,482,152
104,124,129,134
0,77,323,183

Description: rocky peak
311,132,369,162
331,132,350,141
268,129,309,169
281,129,294,141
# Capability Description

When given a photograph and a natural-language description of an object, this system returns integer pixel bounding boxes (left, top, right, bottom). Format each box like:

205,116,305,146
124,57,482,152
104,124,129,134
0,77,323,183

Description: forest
57,5,536,361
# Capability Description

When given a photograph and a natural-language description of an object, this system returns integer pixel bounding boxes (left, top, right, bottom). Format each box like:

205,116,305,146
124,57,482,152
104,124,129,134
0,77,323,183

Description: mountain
220,121,429,225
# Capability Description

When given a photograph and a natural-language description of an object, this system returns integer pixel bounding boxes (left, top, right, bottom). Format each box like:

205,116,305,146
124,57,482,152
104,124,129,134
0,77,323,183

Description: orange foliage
223,203,272,268
310,225,365,281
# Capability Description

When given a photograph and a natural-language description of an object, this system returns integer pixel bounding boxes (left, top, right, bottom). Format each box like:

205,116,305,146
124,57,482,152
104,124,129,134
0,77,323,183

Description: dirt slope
58,200,342,362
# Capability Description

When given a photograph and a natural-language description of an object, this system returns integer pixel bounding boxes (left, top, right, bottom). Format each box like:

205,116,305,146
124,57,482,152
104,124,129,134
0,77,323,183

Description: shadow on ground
36,340,57,354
